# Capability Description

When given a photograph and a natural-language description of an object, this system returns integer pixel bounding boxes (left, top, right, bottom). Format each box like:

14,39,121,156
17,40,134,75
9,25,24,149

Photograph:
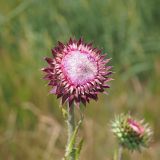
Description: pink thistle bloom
127,118,145,135
42,38,112,107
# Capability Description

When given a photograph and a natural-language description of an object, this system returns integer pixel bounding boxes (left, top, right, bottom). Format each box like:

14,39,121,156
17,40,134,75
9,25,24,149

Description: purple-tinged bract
42,38,112,107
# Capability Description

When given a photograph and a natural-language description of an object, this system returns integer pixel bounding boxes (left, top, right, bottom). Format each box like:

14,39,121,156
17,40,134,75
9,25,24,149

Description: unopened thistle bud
111,114,153,151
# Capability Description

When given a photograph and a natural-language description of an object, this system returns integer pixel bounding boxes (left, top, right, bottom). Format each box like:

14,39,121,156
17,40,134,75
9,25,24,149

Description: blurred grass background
0,0,160,159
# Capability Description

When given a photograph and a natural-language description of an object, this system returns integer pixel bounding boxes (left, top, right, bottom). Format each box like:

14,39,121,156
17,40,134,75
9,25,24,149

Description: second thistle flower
111,114,153,151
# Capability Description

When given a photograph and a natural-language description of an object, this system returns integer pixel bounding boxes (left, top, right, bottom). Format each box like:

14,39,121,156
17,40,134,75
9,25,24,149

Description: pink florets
42,38,112,107
127,118,145,135
62,49,97,85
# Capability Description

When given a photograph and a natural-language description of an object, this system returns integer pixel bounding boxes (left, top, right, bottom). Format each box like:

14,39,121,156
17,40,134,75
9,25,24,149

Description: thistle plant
111,114,153,160
42,38,112,160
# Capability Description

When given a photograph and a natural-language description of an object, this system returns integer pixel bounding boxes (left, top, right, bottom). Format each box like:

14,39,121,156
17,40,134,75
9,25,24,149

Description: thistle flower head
42,38,112,107
111,114,153,151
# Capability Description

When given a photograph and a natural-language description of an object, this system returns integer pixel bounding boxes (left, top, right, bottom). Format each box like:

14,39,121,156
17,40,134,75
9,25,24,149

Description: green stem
65,104,75,160
118,145,123,160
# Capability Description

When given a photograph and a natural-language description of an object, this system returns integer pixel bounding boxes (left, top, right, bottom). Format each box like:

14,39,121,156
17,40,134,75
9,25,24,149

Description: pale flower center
62,50,97,85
